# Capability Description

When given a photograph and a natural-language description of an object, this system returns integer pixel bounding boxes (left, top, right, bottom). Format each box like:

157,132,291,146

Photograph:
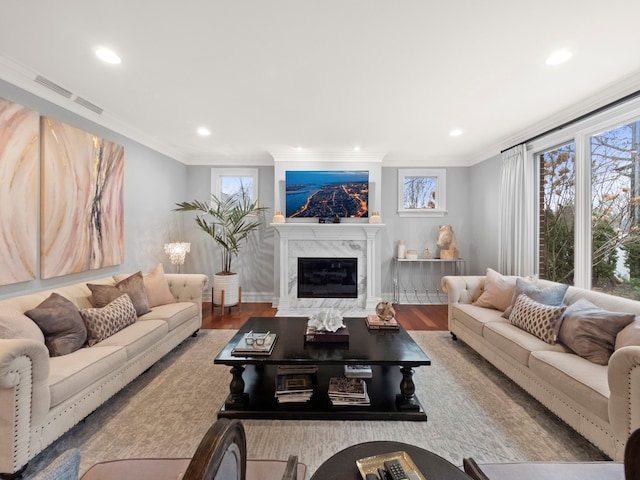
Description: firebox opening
297,257,358,298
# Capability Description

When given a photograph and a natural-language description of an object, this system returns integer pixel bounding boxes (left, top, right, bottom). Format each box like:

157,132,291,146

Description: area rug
22,330,606,478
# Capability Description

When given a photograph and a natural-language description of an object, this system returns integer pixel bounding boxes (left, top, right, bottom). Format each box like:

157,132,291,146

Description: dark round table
310,441,471,480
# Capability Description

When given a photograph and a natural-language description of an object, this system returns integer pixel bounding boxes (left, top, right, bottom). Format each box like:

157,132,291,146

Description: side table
310,441,471,480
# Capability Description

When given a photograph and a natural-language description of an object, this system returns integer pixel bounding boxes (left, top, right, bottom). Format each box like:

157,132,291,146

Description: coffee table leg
396,366,421,411
225,365,249,409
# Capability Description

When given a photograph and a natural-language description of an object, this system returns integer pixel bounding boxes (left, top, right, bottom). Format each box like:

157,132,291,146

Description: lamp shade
164,242,191,265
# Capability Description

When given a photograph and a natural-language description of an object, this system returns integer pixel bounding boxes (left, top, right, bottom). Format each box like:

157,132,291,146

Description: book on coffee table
231,332,277,356
366,315,400,330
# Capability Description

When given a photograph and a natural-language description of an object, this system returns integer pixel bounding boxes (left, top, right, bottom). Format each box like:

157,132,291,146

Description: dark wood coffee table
214,317,431,421
310,441,472,480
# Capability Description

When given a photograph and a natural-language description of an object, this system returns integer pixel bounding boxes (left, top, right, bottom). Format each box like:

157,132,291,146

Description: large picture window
535,110,640,299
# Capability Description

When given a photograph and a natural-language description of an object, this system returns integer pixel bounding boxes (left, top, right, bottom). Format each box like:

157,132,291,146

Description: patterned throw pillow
80,294,137,346
509,293,567,344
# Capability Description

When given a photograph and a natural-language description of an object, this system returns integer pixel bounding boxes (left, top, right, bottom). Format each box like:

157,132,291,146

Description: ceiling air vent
34,75,72,98
73,96,103,115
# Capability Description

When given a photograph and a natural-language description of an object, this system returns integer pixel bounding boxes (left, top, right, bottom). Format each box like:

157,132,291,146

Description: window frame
211,167,259,203
397,168,447,217
529,96,640,290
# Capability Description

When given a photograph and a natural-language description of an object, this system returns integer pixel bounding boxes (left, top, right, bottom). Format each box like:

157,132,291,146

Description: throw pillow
80,294,137,346
88,271,150,316
24,293,87,356
502,278,569,318
509,293,567,344
115,264,175,308
558,298,635,365
473,268,520,311
0,306,45,343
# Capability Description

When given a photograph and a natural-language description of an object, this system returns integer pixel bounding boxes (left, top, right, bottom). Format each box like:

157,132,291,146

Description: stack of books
344,364,372,378
275,373,314,403
328,377,370,406
231,332,277,357
366,315,400,330
277,365,318,375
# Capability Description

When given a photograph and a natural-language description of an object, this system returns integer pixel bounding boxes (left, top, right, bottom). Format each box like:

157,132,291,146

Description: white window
397,168,447,217
211,168,259,202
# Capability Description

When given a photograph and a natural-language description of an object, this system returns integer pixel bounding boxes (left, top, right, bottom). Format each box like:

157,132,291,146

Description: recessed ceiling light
449,129,463,137
353,145,361,152
95,47,121,64
545,49,572,66
197,127,211,136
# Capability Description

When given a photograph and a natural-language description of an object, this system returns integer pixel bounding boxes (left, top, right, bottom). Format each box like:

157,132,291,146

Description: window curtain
498,144,535,275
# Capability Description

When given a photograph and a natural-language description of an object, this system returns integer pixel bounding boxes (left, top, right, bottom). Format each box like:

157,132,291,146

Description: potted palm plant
174,194,267,307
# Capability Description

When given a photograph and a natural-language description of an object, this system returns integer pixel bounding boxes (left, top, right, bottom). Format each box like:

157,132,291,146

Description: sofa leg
1,464,27,479
192,329,199,337
450,332,457,341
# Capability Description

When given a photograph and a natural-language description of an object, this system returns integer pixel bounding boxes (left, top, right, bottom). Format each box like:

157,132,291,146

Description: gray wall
0,80,189,300
467,154,501,275
180,165,276,301
0,79,503,303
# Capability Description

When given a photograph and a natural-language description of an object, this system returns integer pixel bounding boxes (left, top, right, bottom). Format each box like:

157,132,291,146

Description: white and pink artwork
41,117,124,279
0,98,39,286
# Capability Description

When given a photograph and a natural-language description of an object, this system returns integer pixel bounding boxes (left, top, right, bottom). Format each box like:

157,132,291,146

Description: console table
392,257,465,304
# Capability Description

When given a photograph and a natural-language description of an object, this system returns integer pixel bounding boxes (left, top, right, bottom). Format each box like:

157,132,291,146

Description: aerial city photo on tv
285,170,369,218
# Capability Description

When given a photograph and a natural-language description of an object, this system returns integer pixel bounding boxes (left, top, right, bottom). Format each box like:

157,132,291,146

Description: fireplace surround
271,223,384,315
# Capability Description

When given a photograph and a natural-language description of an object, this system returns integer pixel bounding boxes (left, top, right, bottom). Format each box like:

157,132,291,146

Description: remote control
383,459,410,480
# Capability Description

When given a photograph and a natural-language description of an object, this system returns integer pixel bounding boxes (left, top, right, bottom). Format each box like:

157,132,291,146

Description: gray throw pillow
25,293,87,356
88,271,150,316
502,278,569,318
558,298,635,365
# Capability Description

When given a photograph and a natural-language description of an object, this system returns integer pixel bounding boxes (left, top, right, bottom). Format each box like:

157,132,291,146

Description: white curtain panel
498,144,536,275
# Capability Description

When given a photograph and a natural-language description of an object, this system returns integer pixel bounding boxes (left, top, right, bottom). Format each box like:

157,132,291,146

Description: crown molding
0,53,187,164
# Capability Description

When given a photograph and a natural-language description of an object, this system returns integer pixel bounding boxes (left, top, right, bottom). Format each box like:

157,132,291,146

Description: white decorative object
437,224,459,259
423,248,431,259
369,211,381,224
397,240,406,259
164,242,191,272
406,249,418,259
308,308,345,332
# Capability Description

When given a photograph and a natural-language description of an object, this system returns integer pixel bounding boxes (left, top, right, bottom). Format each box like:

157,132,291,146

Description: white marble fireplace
272,223,385,316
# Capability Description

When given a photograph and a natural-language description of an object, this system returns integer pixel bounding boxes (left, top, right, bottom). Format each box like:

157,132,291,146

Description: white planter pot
213,273,239,306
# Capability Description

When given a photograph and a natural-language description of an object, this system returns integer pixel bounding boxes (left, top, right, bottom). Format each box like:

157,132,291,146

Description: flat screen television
285,170,369,218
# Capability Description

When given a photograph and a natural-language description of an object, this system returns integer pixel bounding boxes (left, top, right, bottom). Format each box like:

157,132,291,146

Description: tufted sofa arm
608,346,640,442
166,273,209,316
0,339,51,473
441,276,486,328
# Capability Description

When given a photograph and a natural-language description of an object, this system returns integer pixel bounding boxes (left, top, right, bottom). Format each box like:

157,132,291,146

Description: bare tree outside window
539,119,640,299
403,176,437,209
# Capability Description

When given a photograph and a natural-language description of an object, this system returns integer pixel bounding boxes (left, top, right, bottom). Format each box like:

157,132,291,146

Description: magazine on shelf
344,364,372,378
277,365,318,375
231,332,277,356
329,377,370,406
275,373,313,403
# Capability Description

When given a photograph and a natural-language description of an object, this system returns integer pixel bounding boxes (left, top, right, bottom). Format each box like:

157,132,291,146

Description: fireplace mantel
271,222,385,313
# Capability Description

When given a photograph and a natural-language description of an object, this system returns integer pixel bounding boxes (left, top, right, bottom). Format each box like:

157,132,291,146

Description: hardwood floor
201,302,448,331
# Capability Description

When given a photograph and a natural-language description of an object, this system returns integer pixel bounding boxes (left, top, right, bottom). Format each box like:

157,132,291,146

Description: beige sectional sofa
442,272,640,461
0,270,208,477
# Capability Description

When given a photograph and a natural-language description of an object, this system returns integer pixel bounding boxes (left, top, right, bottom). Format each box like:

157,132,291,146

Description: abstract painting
0,98,39,286
41,117,124,279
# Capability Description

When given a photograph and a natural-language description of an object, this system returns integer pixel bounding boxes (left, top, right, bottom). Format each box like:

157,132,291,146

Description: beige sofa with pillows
0,265,208,477
442,268,640,461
